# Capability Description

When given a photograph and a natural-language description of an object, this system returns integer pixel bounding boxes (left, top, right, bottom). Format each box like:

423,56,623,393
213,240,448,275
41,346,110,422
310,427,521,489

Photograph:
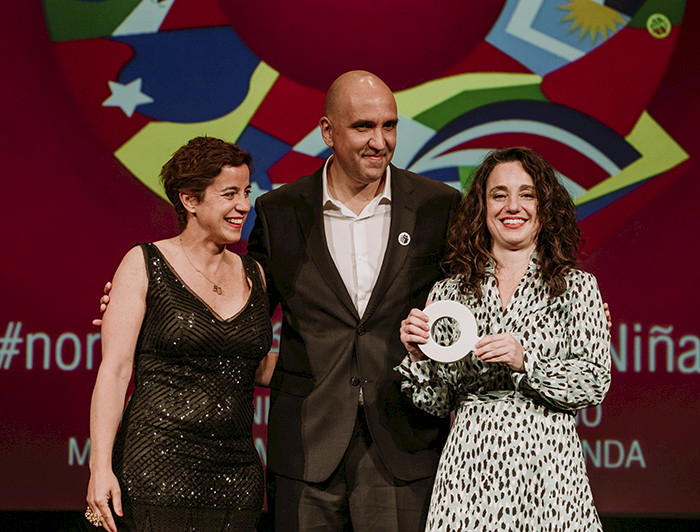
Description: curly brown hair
445,147,580,299
160,136,253,229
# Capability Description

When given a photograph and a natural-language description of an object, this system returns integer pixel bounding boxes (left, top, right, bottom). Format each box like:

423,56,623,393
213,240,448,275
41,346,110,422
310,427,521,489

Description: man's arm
91,282,112,327
247,198,281,315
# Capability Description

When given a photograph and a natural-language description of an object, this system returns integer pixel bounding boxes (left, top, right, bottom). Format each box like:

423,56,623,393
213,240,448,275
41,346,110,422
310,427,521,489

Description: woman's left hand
474,333,525,372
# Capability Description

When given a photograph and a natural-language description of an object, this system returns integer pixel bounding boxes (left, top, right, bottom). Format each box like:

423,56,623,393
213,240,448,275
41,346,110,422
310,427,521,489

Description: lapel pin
398,232,411,246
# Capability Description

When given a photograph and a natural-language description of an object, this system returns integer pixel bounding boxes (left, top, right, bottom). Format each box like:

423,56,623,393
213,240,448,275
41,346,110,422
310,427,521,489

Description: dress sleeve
397,356,469,418
517,271,611,411
395,279,477,417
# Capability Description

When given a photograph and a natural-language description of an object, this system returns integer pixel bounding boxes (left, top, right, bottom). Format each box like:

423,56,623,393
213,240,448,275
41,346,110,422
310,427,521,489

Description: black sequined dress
112,243,272,531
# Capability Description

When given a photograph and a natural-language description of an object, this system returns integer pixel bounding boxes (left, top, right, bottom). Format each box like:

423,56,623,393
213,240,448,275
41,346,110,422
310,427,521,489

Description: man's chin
361,163,389,181
361,173,387,185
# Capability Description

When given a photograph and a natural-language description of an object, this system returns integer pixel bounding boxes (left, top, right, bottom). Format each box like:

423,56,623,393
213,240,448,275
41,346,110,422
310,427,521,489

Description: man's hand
91,282,113,327
603,302,612,331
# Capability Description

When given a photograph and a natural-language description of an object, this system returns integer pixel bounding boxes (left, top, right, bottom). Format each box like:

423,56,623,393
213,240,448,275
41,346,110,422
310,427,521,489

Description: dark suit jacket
247,164,461,483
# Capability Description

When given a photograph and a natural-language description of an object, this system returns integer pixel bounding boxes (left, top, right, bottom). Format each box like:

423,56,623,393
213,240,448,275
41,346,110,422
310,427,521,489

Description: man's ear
179,191,199,215
319,116,334,149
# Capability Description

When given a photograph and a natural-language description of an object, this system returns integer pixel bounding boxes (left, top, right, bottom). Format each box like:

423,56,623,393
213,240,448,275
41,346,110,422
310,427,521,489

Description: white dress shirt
322,157,392,318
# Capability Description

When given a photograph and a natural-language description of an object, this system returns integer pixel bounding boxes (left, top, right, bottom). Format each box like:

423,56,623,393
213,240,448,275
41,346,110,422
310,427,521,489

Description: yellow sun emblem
559,0,626,43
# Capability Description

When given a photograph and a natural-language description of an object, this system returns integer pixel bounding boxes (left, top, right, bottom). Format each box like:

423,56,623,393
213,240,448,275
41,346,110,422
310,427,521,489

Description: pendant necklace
180,237,224,295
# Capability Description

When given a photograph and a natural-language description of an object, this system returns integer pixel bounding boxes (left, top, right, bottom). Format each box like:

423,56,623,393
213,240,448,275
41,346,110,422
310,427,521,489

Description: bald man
247,71,461,531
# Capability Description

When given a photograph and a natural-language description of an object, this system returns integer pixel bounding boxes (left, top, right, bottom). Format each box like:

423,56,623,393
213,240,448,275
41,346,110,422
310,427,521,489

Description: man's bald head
323,70,395,119
319,70,398,190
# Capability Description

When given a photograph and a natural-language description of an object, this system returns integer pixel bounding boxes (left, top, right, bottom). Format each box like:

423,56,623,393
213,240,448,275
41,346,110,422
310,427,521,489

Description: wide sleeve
517,271,611,411
395,278,479,417
397,356,472,418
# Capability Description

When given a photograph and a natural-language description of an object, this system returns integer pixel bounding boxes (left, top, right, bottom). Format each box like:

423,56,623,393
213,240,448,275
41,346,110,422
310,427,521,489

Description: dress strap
135,242,155,261
239,253,264,294
135,242,165,279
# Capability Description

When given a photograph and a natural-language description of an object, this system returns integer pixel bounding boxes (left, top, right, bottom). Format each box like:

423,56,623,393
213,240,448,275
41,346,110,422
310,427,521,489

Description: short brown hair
160,136,253,228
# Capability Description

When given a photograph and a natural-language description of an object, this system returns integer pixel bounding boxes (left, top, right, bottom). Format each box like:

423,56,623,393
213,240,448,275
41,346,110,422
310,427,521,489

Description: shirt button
351,376,360,386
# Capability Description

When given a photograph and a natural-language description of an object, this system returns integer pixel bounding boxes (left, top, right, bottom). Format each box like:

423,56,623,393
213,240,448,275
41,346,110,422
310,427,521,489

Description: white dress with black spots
397,257,611,531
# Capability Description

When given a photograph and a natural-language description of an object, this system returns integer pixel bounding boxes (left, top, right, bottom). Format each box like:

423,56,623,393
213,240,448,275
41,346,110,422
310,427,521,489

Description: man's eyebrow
350,120,376,127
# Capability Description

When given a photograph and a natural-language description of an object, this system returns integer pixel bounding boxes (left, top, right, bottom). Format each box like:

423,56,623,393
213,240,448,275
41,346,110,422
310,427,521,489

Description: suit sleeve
441,186,462,260
247,198,280,315
447,186,462,226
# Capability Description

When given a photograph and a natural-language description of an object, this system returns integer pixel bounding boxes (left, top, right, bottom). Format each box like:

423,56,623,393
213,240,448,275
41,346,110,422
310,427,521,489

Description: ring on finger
85,506,103,527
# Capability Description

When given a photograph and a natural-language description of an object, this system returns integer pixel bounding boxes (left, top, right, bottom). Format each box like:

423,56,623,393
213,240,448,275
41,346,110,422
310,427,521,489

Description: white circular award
420,300,479,363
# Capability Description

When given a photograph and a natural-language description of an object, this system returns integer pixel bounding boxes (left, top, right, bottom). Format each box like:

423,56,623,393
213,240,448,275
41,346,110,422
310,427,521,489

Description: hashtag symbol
0,322,23,369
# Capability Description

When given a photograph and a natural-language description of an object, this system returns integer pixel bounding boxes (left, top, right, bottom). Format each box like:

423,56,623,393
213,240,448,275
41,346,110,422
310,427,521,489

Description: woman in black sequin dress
86,137,274,532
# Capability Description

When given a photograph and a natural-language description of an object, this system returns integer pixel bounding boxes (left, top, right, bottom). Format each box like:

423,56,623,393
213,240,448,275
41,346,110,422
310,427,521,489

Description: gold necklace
179,237,224,295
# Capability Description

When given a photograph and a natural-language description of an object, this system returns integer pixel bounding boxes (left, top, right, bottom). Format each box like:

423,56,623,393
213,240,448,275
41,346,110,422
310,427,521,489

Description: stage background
1,0,698,524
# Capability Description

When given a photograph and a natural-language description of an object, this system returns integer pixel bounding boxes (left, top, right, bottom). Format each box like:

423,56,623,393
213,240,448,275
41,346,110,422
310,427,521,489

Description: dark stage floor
0,512,699,532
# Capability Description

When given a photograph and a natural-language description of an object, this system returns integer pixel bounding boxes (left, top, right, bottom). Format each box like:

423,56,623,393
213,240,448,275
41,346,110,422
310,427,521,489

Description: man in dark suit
247,70,461,531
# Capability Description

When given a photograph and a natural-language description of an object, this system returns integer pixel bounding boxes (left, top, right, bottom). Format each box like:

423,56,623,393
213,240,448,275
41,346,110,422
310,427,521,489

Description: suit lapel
361,166,416,323
295,170,359,320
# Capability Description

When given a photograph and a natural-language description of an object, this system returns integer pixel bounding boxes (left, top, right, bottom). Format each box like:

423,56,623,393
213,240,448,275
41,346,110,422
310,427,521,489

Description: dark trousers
267,407,434,531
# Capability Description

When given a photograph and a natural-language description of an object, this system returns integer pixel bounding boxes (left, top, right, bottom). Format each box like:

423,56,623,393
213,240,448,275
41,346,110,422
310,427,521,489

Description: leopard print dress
397,257,610,531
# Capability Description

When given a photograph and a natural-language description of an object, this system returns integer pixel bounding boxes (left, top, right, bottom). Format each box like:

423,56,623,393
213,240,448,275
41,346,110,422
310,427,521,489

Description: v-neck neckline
488,253,536,314
151,243,252,323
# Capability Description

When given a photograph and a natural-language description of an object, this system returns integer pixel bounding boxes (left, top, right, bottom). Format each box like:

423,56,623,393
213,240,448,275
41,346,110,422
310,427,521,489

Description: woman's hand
603,302,612,330
474,333,525,372
86,469,122,531
400,307,430,362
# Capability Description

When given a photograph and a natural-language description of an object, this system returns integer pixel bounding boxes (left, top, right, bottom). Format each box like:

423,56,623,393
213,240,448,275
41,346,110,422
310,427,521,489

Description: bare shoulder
119,245,146,268
112,245,148,291
151,237,178,256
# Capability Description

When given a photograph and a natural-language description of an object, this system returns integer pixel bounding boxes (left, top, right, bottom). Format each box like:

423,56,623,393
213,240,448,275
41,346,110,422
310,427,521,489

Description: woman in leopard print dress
399,147,610,531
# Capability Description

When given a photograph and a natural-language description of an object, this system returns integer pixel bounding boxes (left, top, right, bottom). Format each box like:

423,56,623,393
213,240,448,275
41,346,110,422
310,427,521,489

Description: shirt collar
322,156,392,209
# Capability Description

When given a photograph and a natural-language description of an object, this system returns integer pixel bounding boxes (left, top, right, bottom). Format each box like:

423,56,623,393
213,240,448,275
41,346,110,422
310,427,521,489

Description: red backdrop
1,1,698,515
